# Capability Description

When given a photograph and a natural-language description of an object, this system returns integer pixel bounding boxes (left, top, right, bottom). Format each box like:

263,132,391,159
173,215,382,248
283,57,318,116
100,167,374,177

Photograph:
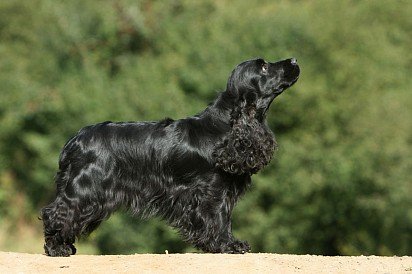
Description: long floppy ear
225,63,256,97
213,91,277,175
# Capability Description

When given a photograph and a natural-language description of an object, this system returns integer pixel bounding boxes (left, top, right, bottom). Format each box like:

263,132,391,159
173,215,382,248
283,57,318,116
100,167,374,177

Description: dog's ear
213,98,276,175
226,65,254,97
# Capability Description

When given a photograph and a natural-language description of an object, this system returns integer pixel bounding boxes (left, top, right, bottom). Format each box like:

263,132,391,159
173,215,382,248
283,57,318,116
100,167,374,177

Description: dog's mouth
272,58,300,94
273,77,299,94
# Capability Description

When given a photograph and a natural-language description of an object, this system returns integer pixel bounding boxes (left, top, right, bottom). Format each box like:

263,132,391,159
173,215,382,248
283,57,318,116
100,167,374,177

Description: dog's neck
200,91,241,124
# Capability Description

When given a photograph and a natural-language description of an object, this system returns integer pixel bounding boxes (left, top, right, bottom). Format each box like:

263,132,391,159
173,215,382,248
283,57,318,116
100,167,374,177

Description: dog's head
226,58,300,119
214,58,299,175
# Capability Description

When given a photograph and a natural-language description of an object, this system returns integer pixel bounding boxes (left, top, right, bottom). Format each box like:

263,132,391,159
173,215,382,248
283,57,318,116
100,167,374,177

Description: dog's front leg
222,219,251,254
182,196,250,254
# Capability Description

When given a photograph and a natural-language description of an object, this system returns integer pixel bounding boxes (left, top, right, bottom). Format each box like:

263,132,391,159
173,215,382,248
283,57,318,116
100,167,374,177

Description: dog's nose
290,58,298,65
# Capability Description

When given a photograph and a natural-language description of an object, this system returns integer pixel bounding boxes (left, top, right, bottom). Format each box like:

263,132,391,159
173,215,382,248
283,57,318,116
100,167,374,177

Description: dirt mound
0,252,411,273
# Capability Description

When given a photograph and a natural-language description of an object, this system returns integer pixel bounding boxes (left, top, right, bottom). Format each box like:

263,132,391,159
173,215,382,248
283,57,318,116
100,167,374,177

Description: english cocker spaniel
41,57,300,256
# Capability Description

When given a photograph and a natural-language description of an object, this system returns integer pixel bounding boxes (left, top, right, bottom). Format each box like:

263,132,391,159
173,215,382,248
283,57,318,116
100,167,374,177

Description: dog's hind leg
41,172,117,256
41,196,78,257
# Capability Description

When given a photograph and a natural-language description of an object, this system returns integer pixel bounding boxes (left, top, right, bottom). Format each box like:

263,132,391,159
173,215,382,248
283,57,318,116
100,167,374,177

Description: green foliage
0,0,411,255
93,213,194,254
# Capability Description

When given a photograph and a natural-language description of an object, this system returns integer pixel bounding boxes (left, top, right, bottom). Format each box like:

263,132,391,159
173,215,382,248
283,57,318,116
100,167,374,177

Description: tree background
0,0,411,255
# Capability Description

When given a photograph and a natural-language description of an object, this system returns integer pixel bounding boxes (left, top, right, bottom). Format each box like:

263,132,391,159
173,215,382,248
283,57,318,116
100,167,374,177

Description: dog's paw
44,243,76,257
223,240,251,254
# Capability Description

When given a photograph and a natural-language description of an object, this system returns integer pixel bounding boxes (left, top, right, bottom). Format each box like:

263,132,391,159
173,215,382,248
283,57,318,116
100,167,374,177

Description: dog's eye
261,63,268,73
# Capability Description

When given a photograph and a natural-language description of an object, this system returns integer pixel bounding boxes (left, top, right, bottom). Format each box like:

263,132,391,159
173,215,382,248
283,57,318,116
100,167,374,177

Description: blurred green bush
0,0,410,255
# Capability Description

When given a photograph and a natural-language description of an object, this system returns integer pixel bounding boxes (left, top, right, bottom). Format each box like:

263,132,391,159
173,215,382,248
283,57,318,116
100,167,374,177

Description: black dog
41,57,300,256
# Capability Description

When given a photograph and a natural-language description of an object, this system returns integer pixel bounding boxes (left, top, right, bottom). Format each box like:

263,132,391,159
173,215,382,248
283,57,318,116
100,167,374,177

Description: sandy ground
0,252,411,274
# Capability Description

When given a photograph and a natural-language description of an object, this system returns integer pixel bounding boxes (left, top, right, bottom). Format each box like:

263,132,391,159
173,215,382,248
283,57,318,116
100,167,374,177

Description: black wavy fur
41,57,300,256
213,97,276,175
